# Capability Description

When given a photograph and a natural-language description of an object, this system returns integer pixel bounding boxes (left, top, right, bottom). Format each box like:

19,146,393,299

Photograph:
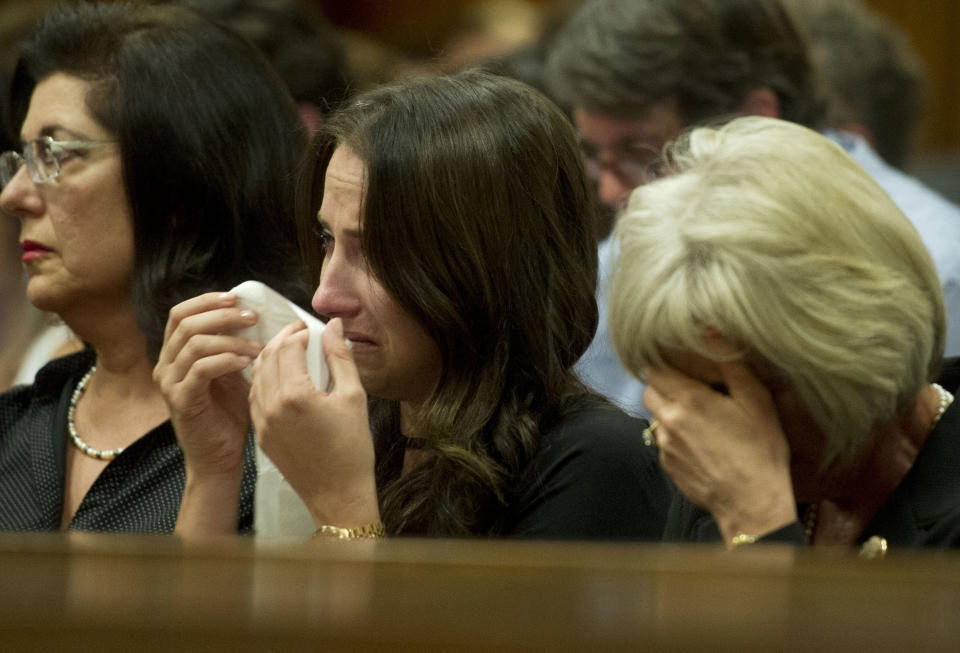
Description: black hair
9,1,309,357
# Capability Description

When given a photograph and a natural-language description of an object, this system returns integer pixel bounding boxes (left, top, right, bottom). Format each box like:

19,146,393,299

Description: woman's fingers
718,359,776,415
160,300,260,375
321,318,363,395
162,292,236,344
643,365,688,398
155,292,264,423
164,351,251,409
642,383,670,419
641,357,796,537
253,318,362,397
169,333,258,381
252,320,308,384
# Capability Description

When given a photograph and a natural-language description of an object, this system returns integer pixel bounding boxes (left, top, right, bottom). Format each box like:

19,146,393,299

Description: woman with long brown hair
157,70,671,539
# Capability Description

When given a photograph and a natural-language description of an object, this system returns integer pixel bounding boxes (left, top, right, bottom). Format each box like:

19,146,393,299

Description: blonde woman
609,116,959,550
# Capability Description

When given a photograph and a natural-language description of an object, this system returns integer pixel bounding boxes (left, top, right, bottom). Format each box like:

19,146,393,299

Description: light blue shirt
827,130,960,357
575,235,650,417
576,131,960,415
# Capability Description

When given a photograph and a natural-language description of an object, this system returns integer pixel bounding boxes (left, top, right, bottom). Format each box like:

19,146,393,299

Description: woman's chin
25,278,65,315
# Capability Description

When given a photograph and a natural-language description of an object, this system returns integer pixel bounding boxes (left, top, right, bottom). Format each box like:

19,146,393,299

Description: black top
379,400,673,540
504,402,672,539
0,349,255,533
664,358,960,548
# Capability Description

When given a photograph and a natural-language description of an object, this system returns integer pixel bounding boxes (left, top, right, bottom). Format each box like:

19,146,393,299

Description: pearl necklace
932,383,954,426
67,366,125,461
803,383,954,549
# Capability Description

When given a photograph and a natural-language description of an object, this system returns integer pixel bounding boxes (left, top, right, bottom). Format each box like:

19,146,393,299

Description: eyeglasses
0,136,115,190
580,140,663,187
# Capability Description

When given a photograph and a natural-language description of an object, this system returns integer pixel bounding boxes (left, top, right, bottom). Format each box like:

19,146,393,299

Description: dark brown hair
297,70,601,535
10,2,310,357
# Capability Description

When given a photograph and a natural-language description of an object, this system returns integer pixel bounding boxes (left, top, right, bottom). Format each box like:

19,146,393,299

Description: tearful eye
313,225,335,259
313,224,328,244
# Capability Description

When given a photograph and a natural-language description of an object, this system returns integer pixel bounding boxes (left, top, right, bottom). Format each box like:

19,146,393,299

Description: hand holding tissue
230,280,329,538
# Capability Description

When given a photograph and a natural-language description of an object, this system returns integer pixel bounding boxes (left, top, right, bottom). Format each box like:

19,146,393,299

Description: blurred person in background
791,0,924,171
0,215,79,391
171,0,352,135
0,0,79,391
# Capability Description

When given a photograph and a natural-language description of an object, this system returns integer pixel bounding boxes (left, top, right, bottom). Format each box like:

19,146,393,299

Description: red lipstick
20,240,51,263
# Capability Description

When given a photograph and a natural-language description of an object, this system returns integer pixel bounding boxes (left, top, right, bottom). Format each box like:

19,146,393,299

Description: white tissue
230,280,329,538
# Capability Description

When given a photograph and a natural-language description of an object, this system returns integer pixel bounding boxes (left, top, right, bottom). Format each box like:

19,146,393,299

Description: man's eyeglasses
0,136,115,190
580,140,663,187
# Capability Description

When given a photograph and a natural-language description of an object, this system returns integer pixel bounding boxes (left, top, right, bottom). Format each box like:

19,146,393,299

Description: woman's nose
311,261,362,319
0,164,44,219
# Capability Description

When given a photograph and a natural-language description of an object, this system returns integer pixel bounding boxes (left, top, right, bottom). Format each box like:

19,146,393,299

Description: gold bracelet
729,532,758,548
313,521,385,540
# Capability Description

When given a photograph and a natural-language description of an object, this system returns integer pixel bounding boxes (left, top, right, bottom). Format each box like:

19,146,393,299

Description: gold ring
641,418,660,447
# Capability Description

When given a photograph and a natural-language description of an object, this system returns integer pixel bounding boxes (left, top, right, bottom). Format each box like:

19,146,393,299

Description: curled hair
297,70,600,534
9,2,309,357
609,116,944,470
546,0,824,127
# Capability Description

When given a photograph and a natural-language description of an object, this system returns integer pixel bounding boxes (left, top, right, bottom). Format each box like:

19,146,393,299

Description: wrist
176,469,245,538
715,502,798,545
181,438,247,482
183,458,245,489
305,475,380,531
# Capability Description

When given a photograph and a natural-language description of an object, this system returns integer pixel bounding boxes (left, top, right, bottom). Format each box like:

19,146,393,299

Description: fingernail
240,309,256,321
219,292,236,302
344,338,352,351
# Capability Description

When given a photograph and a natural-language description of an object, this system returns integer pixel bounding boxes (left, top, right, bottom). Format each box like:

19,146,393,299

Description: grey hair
609,116,944,470
545,0,824,127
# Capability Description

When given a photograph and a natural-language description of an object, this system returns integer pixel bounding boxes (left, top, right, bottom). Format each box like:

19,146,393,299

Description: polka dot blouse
0,350,255,533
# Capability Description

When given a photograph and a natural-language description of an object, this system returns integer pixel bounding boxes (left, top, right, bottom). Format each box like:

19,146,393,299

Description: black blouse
0,349,255,533
374,398,672,539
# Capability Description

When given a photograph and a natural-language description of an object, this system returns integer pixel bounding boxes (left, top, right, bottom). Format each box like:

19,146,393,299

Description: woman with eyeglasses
0,2,307,532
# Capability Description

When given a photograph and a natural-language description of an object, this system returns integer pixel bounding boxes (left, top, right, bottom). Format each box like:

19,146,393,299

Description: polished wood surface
2,532,960,652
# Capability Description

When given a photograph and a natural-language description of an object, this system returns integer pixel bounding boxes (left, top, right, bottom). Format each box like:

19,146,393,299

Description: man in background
546,0,960,417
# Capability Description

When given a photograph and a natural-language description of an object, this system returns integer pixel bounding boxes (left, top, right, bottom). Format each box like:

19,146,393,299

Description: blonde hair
609,116,944,469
